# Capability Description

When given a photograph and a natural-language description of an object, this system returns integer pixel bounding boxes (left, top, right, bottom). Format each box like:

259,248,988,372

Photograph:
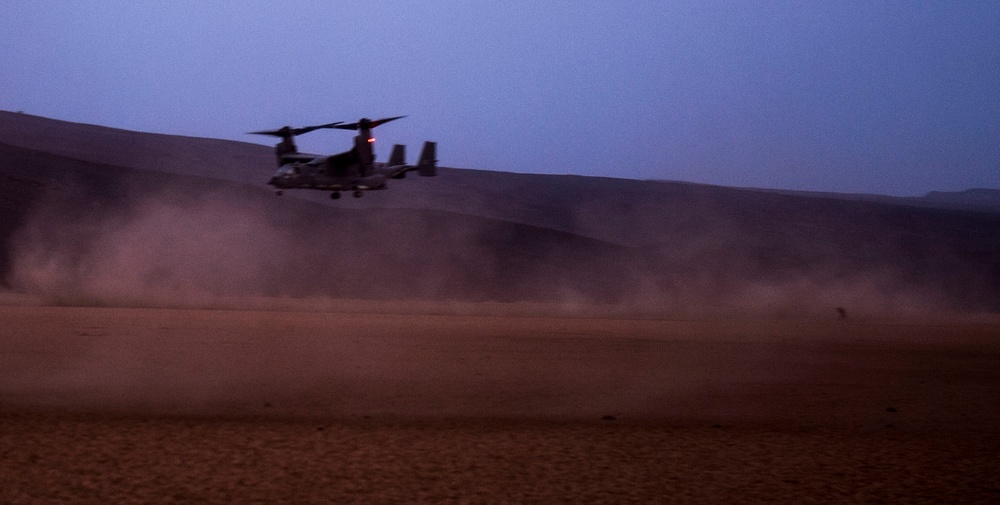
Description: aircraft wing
380,161,416,180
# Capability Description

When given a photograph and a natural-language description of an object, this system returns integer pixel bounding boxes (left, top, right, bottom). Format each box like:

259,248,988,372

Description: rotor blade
248,121,343,138
369,115,406,128
248,127,291,137
291,121,343,136
333,116,406,131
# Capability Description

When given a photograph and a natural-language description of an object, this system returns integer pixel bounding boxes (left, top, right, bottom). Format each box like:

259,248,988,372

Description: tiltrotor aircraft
250,116,437,199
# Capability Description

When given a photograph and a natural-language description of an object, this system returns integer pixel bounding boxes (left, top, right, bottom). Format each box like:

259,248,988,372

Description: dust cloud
2,177,986,319
8,185,298,307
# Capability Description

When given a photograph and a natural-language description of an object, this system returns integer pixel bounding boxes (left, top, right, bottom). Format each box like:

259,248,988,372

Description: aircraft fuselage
268,156,390,191
252,116,436,198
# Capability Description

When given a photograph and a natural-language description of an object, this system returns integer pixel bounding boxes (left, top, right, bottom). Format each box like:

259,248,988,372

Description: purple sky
2,1,998,195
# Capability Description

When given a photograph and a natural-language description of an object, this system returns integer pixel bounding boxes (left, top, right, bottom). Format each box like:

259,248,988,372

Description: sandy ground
1,304,999,503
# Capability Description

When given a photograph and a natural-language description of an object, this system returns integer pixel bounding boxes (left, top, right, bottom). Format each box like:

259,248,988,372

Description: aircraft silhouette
250,116,436,199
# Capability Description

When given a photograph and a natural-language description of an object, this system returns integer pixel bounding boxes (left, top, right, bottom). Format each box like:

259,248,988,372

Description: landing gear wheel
330,192,341,200
353,190,364,198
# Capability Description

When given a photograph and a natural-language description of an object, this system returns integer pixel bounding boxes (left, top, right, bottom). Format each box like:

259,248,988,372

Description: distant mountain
742,186,1000,215
1,111,998,314
920,188,1000,212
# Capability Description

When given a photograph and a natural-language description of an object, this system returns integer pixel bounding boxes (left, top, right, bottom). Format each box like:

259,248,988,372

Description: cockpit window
275,164,300,176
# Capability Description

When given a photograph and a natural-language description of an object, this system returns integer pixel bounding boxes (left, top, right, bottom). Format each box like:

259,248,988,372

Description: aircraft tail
388,144,406,167
417,141,437,177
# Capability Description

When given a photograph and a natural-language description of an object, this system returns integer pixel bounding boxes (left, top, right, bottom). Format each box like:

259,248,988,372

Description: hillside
1,112,998,314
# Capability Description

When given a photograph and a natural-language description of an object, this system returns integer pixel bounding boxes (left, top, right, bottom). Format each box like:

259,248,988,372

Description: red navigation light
368,137,376,143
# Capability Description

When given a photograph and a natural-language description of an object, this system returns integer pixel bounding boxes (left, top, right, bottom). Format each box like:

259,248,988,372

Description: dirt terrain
2,303,998,503
2,112,999,502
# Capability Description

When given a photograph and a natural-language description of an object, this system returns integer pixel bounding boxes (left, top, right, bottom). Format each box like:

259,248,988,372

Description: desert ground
2,302,998,503
2,112,999,502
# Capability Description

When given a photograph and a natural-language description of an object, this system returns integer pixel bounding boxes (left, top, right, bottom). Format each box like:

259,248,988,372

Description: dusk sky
2,1,998,195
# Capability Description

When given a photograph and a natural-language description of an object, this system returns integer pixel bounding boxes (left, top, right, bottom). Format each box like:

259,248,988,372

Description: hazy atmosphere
2,1,998,195
3,5,1000,502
